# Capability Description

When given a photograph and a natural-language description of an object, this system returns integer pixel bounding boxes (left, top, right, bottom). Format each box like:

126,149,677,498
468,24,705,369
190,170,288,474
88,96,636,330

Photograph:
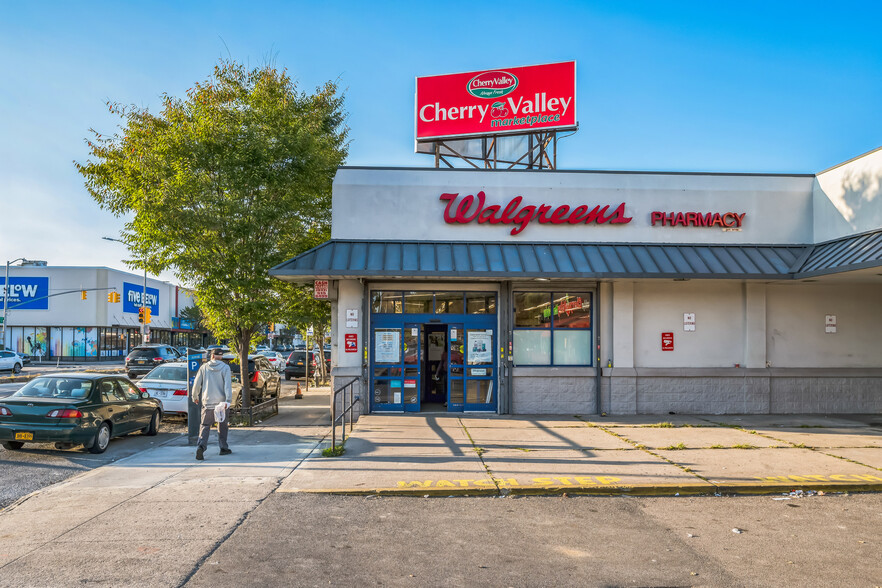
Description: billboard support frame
425,130,559,170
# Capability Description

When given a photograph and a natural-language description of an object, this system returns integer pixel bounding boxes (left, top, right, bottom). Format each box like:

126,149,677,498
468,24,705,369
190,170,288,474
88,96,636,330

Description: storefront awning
794,228,882,277
270,240,812,281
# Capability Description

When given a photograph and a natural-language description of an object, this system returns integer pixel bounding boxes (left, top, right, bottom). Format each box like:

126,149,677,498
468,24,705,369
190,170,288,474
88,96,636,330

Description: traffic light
144,307,152,324
107,291,120,303
138,307,145,323
107,292,113,302
81,290,87,300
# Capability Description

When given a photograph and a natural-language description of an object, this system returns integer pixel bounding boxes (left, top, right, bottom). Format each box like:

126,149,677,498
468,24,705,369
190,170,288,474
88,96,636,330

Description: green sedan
0,373,162,454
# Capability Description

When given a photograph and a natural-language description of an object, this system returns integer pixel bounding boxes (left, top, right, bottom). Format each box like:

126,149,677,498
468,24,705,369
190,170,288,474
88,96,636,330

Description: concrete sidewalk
278,413,882,496
0,390,330,587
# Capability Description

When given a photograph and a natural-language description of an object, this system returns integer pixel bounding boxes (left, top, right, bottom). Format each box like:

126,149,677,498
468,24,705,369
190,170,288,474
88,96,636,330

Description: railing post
331,388,337,449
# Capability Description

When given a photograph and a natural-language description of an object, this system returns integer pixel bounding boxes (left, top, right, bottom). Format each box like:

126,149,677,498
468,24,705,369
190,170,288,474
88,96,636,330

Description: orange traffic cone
295,382,303,399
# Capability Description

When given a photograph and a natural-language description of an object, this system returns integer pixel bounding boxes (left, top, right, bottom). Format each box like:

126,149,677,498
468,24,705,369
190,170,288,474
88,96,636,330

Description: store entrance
369,302,497,414
422,325,448,411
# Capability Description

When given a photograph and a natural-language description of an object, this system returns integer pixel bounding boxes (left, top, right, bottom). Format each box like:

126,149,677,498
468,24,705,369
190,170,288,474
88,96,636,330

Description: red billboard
416,61,576,141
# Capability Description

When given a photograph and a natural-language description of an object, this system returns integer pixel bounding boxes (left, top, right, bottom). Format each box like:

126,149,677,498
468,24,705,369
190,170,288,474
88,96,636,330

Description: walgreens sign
416,61,576,140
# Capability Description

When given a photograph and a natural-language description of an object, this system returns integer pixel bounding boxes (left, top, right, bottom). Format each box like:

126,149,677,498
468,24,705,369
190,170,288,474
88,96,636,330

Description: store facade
1,266,207,361
271,147,882,416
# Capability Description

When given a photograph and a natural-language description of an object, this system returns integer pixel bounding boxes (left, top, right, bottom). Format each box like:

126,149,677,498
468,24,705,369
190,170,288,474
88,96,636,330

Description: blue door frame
370,313,497,413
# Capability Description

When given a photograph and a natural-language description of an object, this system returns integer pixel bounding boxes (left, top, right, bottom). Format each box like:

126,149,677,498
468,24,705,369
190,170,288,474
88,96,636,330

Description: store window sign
0,277,49,310
123,282,159,314
440,192,632,236
314,280,329,299
651,211,745,228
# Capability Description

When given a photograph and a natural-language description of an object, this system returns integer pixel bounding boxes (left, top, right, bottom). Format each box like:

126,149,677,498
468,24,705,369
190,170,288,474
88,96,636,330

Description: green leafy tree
77,60,347,407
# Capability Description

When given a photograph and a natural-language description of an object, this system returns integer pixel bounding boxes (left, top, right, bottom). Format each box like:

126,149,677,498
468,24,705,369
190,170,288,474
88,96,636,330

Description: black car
223,354,282,406
284,350,330,380
125,345,181,379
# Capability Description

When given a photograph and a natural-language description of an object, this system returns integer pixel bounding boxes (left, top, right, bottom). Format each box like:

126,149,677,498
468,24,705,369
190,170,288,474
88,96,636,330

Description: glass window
371,291,402,314
14,377,93,399
514,293,552,327
449,378,464,404
552,293,591,329
467,380,494,404
553,330,591,365
435,291,464,314
466,293,496,315
374,328,401,364
119,379,141,401
513,330,551,365
466,329,493,366
144,365,188,381
403,292,432,314
513,292,593,366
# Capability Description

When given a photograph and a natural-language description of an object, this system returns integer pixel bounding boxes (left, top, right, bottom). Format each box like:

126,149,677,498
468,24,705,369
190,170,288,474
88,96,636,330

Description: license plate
153,390,167,398
137,360,147,364
15,432,33,441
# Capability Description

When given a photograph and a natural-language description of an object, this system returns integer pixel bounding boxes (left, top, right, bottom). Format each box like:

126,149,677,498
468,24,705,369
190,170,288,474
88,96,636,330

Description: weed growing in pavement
663,442,688,450
710,444,725,449
791,443,808,448
646,422,675,428
322,444,345,457
731,444,758,449
474,447,485,457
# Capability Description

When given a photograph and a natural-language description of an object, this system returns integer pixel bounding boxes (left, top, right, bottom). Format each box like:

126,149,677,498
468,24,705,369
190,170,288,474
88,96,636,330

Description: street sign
307,326,314,336
345,333,357,353
662,332,674,351
314,280,329,299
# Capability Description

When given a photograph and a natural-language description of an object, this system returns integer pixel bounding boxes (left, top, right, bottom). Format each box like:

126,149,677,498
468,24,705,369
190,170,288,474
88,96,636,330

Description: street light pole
2,257,28,349
102,237,147,343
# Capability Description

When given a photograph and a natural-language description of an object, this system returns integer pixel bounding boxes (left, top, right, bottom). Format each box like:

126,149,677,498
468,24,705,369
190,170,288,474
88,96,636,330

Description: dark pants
197,405,229,450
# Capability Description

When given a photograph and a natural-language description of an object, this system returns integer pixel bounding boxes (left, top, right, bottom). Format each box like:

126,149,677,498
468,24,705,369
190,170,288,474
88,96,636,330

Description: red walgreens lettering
440,193,632,235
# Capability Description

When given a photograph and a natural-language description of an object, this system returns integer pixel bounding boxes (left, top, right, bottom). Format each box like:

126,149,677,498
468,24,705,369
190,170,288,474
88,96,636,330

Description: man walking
191,347,233,460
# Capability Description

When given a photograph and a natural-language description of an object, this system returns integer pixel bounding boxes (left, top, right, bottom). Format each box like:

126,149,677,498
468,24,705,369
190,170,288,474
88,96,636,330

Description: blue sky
2,1,881,280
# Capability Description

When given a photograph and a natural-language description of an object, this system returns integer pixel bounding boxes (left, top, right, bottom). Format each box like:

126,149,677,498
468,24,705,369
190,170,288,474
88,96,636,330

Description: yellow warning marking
755,474,882,483
396,475,622,489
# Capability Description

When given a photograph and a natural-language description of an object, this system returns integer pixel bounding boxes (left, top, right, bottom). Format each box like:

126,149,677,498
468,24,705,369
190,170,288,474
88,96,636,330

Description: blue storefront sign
123,282,160,314
0,277,49,310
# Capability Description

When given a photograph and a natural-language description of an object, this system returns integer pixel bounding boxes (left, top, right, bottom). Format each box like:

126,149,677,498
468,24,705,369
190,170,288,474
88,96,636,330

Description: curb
278,481,882,498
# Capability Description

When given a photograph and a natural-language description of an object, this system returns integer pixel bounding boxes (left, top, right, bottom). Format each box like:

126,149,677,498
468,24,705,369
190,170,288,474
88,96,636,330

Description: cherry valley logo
467,71,518,98
440,192,632,235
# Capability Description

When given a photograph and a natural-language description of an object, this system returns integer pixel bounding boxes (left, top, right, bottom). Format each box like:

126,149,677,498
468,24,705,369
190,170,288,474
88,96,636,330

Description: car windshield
13,377,94,399
144,365,187,381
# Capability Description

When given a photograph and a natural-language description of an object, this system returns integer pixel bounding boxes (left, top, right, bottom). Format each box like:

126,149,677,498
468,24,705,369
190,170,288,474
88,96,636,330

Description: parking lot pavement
278,413,882,496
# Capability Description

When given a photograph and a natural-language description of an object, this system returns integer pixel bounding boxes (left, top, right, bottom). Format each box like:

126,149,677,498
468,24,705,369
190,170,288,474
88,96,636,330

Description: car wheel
87,422,112,454
12,363,21,374
275,381,281,398
234,393,242,410
2,441,24,450
143,410,160,436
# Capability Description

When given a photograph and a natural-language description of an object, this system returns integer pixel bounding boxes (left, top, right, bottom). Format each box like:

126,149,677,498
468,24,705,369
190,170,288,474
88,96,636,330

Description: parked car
0,373,161,453
0,350,25,374
222,354,281,405
284,350,330,381
125,344,181,379
138,361,246,417
258,350,286,373
3,348,30,365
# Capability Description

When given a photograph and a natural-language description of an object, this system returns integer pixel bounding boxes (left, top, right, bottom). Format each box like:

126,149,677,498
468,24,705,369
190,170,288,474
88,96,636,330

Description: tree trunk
238,329,253,411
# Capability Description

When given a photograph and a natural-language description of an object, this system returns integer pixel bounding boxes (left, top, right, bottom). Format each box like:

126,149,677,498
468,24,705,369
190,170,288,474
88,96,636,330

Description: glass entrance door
445,322,497,412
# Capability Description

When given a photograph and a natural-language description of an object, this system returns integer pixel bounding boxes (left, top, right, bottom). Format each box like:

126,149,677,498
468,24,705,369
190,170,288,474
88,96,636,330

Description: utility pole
2,258,41,349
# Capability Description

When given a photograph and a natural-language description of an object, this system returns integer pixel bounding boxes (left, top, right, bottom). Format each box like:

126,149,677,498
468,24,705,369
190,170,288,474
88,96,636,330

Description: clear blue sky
2,1,880,279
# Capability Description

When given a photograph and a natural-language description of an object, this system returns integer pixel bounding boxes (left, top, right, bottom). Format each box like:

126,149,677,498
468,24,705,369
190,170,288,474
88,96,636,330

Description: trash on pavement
732,528,744,534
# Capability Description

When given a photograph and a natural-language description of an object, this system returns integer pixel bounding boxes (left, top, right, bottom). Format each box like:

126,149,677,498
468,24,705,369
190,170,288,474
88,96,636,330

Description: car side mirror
141,392,150,399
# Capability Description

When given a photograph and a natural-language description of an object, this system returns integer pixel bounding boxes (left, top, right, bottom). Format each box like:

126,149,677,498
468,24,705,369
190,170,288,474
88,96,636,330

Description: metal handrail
331,377,361,450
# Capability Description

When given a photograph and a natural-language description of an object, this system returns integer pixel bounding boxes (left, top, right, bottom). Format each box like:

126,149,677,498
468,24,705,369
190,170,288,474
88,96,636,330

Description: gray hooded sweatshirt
191,359,233,409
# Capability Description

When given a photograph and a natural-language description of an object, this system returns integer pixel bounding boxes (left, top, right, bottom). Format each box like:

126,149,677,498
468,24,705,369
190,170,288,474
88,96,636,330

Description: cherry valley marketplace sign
416,61,577,140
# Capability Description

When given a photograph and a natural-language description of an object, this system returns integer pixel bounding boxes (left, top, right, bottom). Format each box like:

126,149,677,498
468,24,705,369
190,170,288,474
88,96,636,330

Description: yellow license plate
15,432,33,441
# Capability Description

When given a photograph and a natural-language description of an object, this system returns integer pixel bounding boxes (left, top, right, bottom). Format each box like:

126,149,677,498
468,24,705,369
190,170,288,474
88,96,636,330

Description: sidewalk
0,389,330,586
278,412,882,496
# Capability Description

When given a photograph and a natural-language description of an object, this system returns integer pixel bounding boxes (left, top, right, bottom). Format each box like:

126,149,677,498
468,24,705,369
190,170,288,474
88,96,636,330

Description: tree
77,60,347,409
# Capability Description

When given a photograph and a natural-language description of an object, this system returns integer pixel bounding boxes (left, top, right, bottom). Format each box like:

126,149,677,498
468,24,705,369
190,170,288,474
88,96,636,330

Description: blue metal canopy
270,240,813,280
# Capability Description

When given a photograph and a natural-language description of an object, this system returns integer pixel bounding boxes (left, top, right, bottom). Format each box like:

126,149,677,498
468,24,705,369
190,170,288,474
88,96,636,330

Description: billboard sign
123,282,160,314
0,277,49,310
416,61,576,141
